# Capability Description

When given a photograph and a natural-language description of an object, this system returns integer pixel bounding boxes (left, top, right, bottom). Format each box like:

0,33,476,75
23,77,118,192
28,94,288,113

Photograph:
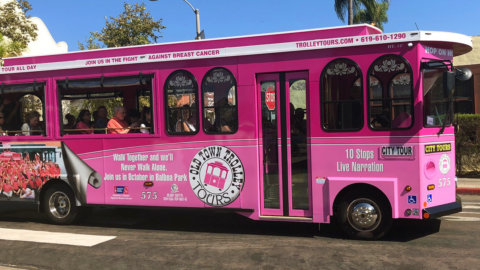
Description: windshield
423,68,452,127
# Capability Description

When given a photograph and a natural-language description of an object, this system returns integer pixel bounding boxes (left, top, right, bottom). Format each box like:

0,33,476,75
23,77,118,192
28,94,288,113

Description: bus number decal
141,191,158,200
189,146,245,207
438,177,451,188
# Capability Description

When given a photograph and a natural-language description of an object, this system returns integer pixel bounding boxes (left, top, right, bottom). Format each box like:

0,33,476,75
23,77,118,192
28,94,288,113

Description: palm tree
353,0,390,31
334,0,359,25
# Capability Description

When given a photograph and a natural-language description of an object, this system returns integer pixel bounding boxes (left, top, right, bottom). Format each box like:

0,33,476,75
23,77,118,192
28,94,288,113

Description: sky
26,0,480,52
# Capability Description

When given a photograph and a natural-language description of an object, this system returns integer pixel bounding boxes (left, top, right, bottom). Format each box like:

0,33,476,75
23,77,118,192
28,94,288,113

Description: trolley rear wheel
42,185,78,225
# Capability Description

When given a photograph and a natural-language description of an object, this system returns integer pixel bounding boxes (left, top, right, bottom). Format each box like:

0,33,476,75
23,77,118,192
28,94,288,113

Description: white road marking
0,228,116,247
462,202,480,205
441,201,480,222
458,211,480,214
442,216,480,222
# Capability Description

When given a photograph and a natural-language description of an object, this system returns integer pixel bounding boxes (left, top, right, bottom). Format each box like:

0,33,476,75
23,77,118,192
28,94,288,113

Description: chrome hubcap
48,191,71,219
347,199,381,231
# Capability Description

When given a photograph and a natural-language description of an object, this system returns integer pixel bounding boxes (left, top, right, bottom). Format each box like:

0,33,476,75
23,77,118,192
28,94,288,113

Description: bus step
259,215,313,221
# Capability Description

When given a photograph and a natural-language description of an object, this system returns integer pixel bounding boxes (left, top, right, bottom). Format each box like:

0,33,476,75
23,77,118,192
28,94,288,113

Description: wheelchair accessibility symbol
408,195,417,204
427,194,433,203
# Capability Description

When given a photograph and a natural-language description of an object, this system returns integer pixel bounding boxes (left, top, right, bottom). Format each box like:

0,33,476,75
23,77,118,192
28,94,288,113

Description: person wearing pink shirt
2,180,13,198
75,110,93,134
107,107,139,134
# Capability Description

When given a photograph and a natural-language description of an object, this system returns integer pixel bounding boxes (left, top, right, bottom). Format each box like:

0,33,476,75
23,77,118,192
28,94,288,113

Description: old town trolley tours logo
189,146,245,206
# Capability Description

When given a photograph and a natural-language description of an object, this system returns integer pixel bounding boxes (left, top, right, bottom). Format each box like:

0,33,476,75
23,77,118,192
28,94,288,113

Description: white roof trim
3,24,382,60
0,30,472,75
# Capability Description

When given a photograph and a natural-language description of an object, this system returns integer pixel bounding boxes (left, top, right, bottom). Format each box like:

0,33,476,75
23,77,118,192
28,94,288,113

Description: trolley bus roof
0,24,472,75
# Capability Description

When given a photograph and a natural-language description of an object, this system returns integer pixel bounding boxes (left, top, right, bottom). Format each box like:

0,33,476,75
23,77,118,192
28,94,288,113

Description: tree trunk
348,0,353,25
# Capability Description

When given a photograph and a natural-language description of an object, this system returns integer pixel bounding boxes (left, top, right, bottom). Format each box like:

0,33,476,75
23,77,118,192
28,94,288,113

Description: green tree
334,0,389,30
353,0,389,31
79,2,165,50
334,0,359,25
0,0,38,57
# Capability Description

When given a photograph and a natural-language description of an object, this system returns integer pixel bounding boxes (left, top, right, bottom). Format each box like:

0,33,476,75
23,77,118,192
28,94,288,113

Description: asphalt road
0,194,479,270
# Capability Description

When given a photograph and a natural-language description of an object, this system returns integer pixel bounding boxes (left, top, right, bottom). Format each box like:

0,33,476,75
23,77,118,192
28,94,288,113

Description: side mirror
455,67,473,81
443,71,456,96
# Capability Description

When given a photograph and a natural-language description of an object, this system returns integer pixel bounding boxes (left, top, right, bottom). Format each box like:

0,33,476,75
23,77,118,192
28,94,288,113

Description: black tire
42,185,78,225
334,189,392,240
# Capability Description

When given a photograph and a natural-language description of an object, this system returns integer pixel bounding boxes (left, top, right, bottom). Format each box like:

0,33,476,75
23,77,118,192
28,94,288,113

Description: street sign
265,86,275,111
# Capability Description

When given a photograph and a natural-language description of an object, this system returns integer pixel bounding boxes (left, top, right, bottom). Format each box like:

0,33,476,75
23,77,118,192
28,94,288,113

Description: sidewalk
457,177,480,195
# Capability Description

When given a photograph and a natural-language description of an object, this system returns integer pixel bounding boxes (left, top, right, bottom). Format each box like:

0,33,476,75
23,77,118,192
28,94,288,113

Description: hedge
455,114,480,176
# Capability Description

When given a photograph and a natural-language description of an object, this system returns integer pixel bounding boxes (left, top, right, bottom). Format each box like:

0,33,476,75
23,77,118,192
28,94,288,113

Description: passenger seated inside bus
75,110,93,134
127,109,141,133
217,106,235,133
371,108,390,128
176,105,196,133
63,113,76,134
93,106,110,134
0,97,21,133
107,106,139,134
293,108,306,136
21,111,43,136
0,112,7,136
140,107,151,133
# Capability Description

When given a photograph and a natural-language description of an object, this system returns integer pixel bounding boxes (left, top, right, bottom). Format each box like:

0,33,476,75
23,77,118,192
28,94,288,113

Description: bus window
202,67,238,134
57,74,153,135
321,58,363,131
368,55,413,130
164,70,199,135
423,68,451,127
0,83,46,136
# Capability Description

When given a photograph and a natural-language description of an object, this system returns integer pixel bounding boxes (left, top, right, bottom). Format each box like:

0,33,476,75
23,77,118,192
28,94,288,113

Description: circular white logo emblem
189,146,245,206
439,154,451,175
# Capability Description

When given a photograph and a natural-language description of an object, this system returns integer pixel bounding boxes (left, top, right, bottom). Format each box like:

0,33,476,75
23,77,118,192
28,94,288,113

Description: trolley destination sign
381,146,414,157
425,143,452,154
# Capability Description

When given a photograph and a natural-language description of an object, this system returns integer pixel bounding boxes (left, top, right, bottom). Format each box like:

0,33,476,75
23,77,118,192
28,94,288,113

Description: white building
0,0,67,56
22,17,68,56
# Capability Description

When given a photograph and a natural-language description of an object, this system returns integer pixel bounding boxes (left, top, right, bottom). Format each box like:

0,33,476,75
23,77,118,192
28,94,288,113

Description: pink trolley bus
0,24,472,239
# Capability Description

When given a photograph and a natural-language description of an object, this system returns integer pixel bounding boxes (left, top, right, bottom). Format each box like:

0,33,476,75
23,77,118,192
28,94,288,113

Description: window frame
367,54,414,131
454,74,475,114
201,67,238,135
56,73,154,136
320,58,364,132
0,81,47,137
164,69,199,136
421,66,453,128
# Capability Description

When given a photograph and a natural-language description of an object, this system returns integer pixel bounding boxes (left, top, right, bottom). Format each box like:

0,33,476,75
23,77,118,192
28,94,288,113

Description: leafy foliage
334,0,359,25
21,94,43,120
455,114,480,176
334,0,389,30
79,2,165,50
353,0,389,30
0,0,38,57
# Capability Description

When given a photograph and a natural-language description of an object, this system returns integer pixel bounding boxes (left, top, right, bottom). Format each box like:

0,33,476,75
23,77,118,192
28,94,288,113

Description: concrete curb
457,188,480,195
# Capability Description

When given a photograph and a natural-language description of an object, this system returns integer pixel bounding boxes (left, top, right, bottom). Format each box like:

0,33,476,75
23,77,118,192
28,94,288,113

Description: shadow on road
0,206,441,241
